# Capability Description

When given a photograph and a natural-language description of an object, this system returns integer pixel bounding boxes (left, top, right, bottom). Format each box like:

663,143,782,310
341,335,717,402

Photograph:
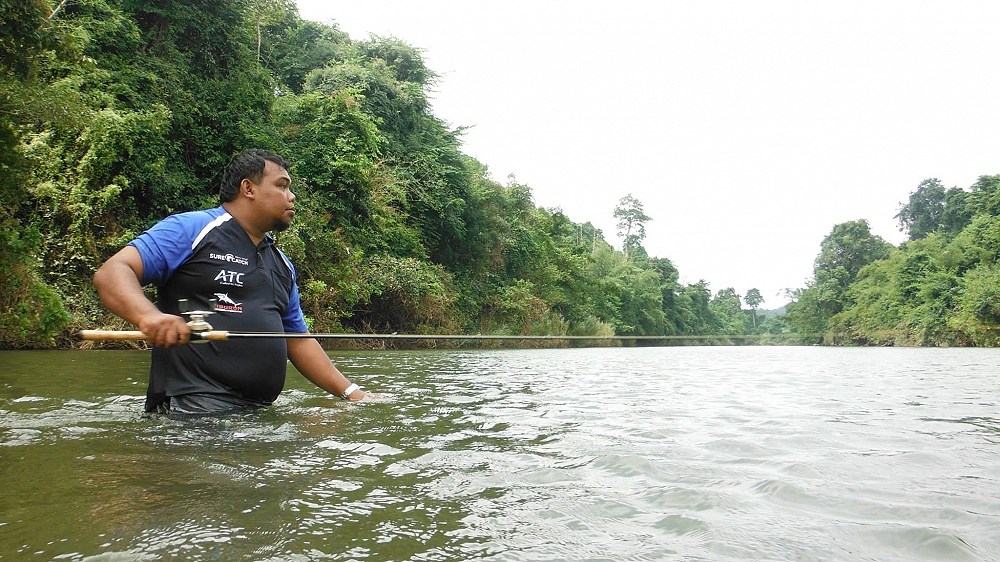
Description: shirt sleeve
129,213,200,286
279,252,309,333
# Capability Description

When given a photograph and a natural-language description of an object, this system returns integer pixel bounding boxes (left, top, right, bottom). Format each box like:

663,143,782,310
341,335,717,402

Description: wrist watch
341,383,360,399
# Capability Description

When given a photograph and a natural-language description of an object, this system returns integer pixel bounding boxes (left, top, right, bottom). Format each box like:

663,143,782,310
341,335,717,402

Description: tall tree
614,194,650,259
710,288,749,334
896,178,946,240
895,178,973,240
744,287,764,328
787,220,893,340
941,187,973,235
814,220,893,297
968,174,1000,217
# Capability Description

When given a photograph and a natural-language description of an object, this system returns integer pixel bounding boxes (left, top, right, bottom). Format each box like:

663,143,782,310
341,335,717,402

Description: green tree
896,178,946,240
968,174,1000,217
896,178,972,240
951,263,1000,346
0,0,91,347
268,19,348,93
813,220,893,310
585,247,665,335
787,220,893,341
710,288,749,336
613,194,650,259
833,234,960,346
272,90,382,229
650,257,683,335
744,287,764,329
674,281,714,336
941,186,973,235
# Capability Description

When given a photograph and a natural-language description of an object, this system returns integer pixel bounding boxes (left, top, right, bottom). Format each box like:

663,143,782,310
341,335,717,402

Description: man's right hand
138,313,191,347
95,246,191,348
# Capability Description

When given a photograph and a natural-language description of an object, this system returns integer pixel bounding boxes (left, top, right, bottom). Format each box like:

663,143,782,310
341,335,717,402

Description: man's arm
287,337,367,401
93,246,191,347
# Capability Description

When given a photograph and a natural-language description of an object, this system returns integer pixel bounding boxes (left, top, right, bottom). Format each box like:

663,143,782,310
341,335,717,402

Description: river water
0,346,998,561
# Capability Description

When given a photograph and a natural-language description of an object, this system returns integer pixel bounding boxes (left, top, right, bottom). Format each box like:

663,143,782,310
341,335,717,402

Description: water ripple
2,347,999,560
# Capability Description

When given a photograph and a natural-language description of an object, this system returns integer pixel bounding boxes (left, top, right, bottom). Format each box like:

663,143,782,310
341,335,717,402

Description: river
1,346,998,561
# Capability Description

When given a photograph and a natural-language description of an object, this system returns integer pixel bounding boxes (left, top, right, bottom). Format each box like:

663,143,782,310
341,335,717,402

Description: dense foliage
2,0,778,349
786,175,1000,346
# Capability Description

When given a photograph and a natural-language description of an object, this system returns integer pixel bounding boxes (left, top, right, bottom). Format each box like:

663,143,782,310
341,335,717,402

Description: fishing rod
78,299,807,343
77,330,547,341
77,329,786,342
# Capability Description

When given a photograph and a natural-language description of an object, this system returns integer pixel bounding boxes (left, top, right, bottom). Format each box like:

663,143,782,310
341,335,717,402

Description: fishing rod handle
77,330,230,341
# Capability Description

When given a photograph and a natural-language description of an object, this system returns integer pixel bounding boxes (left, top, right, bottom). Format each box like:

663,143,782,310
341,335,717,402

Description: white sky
295,0,1000,306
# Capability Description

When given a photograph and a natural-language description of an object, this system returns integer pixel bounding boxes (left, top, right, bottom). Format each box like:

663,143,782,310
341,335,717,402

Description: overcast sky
295,0,1000,305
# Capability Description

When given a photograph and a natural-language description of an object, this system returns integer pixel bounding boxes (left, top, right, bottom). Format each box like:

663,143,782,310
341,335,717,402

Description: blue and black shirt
130,206,308,412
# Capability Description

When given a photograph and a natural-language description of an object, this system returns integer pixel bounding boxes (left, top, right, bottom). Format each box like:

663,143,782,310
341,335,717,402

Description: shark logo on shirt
214,292,243,313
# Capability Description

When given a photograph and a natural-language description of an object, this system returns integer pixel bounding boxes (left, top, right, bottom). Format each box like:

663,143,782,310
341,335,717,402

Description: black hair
219,149,291,203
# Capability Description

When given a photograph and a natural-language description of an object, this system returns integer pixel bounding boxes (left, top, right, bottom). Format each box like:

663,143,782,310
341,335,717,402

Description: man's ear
241,178,255,199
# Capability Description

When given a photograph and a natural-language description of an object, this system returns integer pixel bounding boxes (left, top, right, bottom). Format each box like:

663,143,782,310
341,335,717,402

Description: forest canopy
785,175,1000,346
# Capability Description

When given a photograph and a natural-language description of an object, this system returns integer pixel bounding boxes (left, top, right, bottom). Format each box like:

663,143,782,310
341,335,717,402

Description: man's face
253,160,295,232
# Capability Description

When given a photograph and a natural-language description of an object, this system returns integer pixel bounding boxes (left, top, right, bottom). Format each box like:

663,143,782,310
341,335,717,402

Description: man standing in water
94,149,368,414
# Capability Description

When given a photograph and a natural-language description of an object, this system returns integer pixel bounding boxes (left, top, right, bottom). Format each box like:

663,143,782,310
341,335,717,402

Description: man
93,149,367,414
